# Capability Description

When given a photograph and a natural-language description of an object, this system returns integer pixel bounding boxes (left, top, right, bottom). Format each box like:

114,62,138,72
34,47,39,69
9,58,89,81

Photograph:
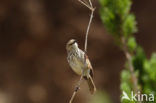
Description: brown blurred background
0,0,156,103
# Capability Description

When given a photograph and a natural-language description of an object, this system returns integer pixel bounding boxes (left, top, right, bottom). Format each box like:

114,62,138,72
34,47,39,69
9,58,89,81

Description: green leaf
122,14,137,37
116,0,132,18
127,37,137,52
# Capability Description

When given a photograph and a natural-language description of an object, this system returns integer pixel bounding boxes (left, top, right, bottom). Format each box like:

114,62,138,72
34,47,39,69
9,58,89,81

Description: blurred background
0,0,156,103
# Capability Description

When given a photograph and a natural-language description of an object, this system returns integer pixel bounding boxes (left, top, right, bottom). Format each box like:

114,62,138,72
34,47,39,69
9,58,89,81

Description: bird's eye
69,40,76,45
73,40,76,43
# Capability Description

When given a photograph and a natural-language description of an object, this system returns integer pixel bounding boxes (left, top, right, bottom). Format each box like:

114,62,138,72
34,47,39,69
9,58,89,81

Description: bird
66,39,96,94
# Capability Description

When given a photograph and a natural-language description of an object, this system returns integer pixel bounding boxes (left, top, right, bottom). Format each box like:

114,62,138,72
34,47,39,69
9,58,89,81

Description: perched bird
66,39,96,94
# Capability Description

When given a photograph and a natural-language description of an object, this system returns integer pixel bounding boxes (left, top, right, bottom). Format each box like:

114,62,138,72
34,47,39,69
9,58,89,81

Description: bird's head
66,39,78,51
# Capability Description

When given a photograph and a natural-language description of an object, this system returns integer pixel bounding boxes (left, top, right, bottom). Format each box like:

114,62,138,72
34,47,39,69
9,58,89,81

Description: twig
78,0,95,53
121,37,138,93
88,0,93,7
69,75,83,103
69,1,95,103
122,37,142,103
84,9,94,53
78,0,94,11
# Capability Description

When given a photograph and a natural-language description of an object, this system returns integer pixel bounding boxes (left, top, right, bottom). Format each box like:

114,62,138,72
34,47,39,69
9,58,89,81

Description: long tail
86,75,96,94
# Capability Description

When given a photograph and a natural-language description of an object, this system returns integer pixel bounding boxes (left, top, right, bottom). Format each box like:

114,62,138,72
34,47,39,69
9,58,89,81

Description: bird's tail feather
86,76,96,94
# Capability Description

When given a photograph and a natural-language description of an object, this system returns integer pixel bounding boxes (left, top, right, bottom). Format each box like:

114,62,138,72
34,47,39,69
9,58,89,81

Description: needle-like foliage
99,0,156,102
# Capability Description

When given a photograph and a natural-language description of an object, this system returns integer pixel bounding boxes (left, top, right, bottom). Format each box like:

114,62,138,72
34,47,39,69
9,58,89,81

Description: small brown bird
66,39,96,94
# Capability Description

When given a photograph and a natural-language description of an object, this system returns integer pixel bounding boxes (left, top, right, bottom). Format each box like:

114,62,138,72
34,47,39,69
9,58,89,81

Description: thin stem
84,10,94,52
88,0,93,7
78,0,95,53
82,0,90,7
78,0,94,11
69,1,95,103
69,75,83,103
121,37,138,93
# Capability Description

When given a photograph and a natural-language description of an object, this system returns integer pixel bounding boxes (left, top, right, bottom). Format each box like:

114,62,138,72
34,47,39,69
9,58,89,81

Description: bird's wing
85,55,94,78
79,49,94,78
